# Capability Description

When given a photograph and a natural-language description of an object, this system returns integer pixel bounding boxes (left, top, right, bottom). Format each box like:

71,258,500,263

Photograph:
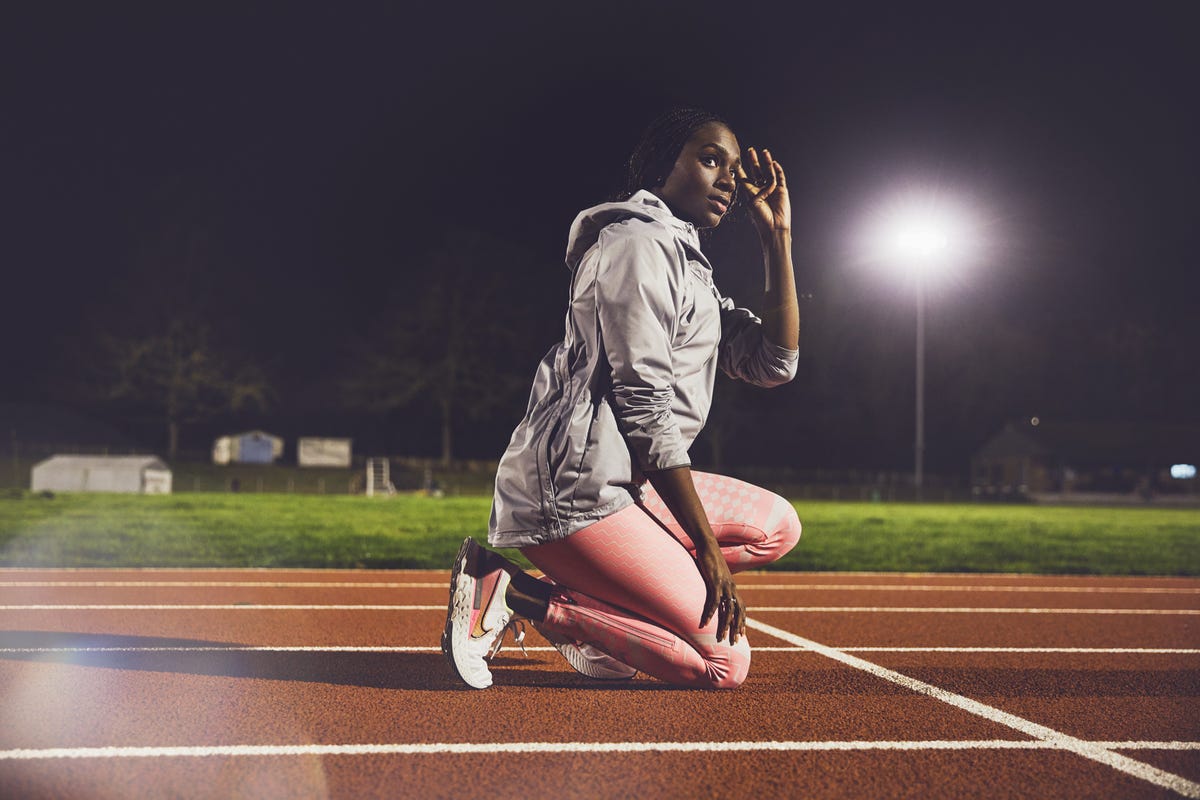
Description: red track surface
0,569,1196,798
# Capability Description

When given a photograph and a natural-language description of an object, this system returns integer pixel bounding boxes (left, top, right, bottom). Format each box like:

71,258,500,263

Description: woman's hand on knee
643,465,747,644
696,542,746,646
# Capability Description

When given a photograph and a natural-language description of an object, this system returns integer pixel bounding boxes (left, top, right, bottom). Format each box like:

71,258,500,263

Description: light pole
860,188,976,499
915,272,925,497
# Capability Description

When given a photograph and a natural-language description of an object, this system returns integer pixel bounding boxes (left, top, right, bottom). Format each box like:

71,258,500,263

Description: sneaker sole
441,536,486,688
560,643,638,681
533,621,637,681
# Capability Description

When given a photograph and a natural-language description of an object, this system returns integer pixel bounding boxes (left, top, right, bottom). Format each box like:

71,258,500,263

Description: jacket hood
565,190,702,272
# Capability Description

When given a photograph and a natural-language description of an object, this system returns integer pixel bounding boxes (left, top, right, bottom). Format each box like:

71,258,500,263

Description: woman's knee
766,494,802,556
701,638,751,689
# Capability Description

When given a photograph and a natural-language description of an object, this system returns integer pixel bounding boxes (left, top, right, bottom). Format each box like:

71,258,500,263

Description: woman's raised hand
736,147,790,235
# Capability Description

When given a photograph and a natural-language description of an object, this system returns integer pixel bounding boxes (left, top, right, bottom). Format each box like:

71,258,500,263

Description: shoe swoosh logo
471,578,500,639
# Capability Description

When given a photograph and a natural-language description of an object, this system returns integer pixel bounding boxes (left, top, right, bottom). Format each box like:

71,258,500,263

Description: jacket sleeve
717,294,799,387
593,226,691,471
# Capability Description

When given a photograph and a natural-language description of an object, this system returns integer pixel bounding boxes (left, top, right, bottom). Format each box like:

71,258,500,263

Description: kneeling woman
442,108,803,690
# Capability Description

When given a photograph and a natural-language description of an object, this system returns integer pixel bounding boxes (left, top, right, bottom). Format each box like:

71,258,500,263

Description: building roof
217,430,282,441
975,420,1200,466
32,455,169,471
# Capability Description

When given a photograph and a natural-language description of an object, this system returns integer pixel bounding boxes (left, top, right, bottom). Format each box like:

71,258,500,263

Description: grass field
0,491,1196,574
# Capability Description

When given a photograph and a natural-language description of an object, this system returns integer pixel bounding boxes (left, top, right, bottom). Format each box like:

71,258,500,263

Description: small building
212,431,284,465
971,419,1199,503
297,437,353,467
31,455,172,494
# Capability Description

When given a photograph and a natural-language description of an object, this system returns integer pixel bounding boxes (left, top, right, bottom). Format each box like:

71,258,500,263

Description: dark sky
2,3,1196,464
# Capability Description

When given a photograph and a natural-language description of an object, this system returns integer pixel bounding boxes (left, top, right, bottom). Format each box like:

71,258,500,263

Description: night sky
3,3,1196,469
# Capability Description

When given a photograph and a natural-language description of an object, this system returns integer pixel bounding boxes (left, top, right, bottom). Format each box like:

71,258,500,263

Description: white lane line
739,585,1200,595
3,739,1199,761
0,581,446,589
746,618,1200,799
2,604,1197,614
751,607,1200,615
839,647,1200,654
0,645,803,655
0,646,549,654
0,605,444,611
0,568,444,575
0,568,1194,585
3,581,1197,594
1100,742,1200,751
2,645,1197,655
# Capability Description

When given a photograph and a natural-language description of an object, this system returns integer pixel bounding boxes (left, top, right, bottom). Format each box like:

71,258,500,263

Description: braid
612,107,729,201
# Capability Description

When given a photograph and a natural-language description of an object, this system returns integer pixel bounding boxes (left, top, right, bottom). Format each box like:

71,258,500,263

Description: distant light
1171,464,1196,480
1030,417,1040,427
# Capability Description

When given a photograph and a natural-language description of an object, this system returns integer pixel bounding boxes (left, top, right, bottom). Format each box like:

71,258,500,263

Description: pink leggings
522,471,802,689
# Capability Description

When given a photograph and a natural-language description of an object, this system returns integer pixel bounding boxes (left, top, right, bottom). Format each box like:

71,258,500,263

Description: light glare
856,183,982,281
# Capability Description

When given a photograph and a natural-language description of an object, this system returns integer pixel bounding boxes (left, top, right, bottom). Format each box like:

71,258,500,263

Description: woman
442,107,802,690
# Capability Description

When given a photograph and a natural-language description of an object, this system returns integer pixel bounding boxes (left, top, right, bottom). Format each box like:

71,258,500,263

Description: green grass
0,492,1196,574
0,492,487,570
785,502,1199,575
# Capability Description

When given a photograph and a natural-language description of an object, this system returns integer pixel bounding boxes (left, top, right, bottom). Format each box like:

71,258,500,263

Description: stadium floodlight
859,187,979,281
857,185,981,496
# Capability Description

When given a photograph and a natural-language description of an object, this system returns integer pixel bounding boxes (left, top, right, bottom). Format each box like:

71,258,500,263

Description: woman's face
652,122,740,229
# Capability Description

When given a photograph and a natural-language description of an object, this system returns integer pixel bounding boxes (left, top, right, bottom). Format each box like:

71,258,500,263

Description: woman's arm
740,148,798,350
760,229,798,350
644,465,745,645
593,227,692,473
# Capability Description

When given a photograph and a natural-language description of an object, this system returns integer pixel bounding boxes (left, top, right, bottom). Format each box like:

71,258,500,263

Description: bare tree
106,318,270,460
343,229,533,465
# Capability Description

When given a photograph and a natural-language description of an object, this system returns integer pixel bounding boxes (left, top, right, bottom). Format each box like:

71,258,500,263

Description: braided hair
613,107,733,202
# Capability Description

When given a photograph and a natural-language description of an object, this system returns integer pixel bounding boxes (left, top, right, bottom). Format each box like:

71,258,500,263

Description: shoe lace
486,618,528,660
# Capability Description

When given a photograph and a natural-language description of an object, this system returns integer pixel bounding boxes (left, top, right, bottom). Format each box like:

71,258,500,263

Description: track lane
1,749,1189,800
747,619,1200,797
0,607,1192,659
864,651,1200,741
753,609,1197,649
0,650,1033,749
0,569,1197,799
1121,751,1200,786
3,584,1197,609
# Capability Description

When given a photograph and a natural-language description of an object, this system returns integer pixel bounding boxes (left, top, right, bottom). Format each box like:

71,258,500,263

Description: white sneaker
441,537,523,689
535,623,638,681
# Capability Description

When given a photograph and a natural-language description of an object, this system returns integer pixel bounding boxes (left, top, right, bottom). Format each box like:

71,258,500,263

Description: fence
2,440,973,500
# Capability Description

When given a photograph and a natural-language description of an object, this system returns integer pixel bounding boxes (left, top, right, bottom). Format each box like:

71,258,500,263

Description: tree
343,229,537,465
106,318,270,460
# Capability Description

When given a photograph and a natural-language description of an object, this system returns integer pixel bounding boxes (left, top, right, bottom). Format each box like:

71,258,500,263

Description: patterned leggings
522,471,802,689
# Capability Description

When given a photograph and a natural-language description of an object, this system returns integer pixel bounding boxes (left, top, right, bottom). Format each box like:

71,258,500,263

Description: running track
0,569,1196,798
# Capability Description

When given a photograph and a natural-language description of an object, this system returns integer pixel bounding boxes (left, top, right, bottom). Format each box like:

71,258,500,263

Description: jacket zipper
536,404,564,531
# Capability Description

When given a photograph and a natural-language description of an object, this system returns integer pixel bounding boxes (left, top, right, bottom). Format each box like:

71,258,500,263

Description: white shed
31,455,173,494
211,430,284,465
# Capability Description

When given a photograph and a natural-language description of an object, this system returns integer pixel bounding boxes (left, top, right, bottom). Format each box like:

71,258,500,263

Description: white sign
298,438,352,467
143,469,173,494
1170,464,1196,480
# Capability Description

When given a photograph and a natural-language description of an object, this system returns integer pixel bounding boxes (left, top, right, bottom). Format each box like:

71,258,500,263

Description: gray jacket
488,190,798,548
